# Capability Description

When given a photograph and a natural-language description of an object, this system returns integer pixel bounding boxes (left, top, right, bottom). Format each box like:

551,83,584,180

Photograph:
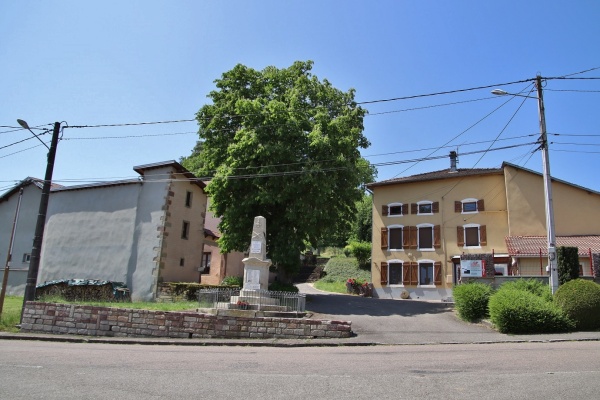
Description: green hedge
453,282,493,322
321,257,370,283
554,279,600,331
500,278,553,303
489,288,573,334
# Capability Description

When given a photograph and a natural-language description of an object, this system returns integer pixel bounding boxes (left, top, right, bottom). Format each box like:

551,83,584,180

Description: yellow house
367,154,600,301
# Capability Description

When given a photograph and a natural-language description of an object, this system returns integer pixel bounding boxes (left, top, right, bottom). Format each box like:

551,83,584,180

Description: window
382,203,407,217
494,264,508,276
185,191,193,207
200,252,211,273
419,262,434,285
179,258,185,267
455,198,485,214
22,253,31,263
411,201,439,215
457,224,487,247
389,226,403,250
388,262,403,285
418,260,442,286
181,221,190,239
417,224,433,250
418,202,432,215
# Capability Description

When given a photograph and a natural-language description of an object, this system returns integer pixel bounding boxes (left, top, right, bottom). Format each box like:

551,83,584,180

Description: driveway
296,283,600,345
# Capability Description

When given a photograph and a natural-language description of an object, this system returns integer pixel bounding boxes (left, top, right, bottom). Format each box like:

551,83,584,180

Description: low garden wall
20,302,352,340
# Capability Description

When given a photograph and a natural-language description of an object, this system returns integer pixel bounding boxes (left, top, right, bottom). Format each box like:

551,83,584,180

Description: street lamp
17,119,61,320
492,75,559,294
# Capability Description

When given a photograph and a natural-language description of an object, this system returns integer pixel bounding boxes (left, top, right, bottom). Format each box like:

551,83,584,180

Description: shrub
220,276,243,287
345,241,371,269
268,282,299,292
557,246,579,285
453,282,493,322
489,288,573,334
321,257,370,283
499,278,553,303
554,279,600,331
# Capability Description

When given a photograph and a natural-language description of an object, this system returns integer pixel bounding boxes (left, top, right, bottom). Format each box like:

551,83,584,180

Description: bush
220,276,243,287
345,241,371,269
453,282,493,322
554,279,600,331
321,257,370,283
489,288,573,334
500,278,553,303
268,282,299,292
557,246,579,285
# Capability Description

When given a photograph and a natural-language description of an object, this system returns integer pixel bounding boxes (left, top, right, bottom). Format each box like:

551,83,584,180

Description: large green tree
182,61,375,274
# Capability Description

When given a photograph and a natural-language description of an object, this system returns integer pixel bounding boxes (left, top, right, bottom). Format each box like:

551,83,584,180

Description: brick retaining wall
20,302,352,340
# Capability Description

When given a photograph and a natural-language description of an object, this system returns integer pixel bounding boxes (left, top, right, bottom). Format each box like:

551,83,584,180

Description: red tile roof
505,236,600,257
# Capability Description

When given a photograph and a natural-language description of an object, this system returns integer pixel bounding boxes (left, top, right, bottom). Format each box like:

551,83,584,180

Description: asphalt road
297,283,600,345
1,340,599,399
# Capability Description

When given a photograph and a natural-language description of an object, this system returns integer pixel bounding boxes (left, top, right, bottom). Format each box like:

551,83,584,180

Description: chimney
449,151,458,172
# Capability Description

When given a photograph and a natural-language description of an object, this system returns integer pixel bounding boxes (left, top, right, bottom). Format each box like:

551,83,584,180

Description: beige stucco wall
158,173,207,284
504,164,600,236
371,171,509,299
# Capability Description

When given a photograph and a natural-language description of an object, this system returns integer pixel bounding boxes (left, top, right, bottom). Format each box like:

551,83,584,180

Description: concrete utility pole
20,121,61,319
535,75,559,294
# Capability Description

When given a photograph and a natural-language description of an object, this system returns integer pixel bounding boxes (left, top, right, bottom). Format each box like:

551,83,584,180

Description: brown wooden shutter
380,262,388,285
432,202,439,213
477,199,485,211
480,225,487,246
434,225,441,248
402,226,410,249
410,262,418,285
382,205,389,216
402,203,408,215
455,201,462,213
402,262,410,285
409,226,418,249
434,262,442,286
411,203,417,214
381,227,388,249
457,226,465,247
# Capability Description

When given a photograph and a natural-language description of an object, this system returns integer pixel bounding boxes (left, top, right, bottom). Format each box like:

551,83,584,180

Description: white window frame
494,264,508,276
387,224,404,251
417,200,433,215
417,223,434,251
387,259,404,287
461,198,479,214
387,202,404,217
418,259,436,288
463,223,482,249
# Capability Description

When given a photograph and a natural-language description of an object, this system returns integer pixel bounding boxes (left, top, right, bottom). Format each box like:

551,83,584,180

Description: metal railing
197,288,306,312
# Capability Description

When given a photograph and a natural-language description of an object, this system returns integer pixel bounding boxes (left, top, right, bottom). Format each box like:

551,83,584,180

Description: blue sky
1,0,599,193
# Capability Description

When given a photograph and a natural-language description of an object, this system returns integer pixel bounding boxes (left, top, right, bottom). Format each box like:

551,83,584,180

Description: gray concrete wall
0,184,43,295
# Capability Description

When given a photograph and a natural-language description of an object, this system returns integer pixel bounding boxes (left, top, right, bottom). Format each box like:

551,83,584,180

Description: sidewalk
2,283,599,346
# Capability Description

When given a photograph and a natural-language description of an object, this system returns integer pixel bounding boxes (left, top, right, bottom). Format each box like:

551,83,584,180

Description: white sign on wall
460,260,486,277
250,240,262,254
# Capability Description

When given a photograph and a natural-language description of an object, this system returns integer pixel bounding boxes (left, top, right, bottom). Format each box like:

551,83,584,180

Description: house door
452,258,461,285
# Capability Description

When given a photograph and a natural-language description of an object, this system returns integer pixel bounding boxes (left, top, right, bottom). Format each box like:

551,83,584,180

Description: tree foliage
182,61,375,274
557,246,579,285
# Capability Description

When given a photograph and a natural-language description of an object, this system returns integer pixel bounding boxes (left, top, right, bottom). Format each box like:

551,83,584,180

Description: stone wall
20,302,352,340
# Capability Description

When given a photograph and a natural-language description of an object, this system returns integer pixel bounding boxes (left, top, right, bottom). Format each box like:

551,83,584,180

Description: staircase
294,257,328,283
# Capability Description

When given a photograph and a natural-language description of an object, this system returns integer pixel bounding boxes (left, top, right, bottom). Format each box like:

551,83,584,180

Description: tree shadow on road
304,292,453,318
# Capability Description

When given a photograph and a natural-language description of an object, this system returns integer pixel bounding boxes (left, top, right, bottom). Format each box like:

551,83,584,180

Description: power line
63,131,196,140
68,119,196,129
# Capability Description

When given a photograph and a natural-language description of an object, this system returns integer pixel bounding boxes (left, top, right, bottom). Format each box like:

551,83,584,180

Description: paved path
296,283,600,345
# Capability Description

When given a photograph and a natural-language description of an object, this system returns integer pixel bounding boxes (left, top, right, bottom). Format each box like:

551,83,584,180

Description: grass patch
0,296,23,333
313,280,347,294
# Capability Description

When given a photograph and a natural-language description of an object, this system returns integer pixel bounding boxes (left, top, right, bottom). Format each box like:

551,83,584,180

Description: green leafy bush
489,288,573,334
321,257,370,283
220,276,243,287
453,282,493,322
268,282,299,292
500,278,553,303
345,241,372,269
554,279,600,331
